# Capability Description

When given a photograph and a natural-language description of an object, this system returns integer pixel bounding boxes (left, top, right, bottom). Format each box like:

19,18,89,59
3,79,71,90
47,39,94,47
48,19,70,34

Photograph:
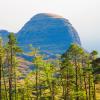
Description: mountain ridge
0,13,81,55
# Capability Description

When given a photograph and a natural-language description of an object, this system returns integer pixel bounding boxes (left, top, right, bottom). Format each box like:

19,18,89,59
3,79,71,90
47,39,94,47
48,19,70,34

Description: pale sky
0,0,100,54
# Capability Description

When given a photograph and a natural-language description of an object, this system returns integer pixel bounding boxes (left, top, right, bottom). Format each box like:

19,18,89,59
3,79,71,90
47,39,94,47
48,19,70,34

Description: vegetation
0,34,100,100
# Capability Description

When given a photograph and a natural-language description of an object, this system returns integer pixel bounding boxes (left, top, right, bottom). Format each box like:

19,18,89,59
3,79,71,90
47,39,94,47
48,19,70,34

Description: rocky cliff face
17,13,81,54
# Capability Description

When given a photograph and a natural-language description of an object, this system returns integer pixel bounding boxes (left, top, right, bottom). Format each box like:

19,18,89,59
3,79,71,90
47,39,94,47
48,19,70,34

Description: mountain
17,13,81,54
0,30,9,44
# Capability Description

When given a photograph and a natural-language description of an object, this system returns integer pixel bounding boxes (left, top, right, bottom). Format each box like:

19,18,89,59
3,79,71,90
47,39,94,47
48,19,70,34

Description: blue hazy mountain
17,13,81,54
0,30,9,44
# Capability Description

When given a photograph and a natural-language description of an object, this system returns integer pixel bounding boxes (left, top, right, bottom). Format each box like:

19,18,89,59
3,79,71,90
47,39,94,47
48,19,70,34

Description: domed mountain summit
0,13,81,55
17,13,81,54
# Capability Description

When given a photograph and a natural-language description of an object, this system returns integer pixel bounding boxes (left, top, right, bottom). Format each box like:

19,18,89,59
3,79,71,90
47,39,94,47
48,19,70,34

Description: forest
0,33,100,100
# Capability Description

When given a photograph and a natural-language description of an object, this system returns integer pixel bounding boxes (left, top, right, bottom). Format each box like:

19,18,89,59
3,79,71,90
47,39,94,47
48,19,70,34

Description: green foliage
0,35,99,100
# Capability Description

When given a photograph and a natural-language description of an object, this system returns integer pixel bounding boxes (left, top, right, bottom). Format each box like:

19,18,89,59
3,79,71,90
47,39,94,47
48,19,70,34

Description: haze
0,0,100,54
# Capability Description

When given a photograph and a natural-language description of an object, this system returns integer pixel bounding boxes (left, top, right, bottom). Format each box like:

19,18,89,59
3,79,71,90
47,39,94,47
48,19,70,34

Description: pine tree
90,50,98,100
0,37,4,99
61,44,87,100
7,33,22,100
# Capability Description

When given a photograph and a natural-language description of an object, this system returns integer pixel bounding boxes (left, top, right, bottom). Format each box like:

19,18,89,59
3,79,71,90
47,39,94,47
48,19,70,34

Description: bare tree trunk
9,46,13,100
88,74,91,100
75,59,79,100
92,67,96,100
36,66,38,100
2,64,8,100
83,74,88,100
14,64,17,100
61,74,65,98
39,72,42,98
88,62,91,100
66,67,70,100
52,81,55,100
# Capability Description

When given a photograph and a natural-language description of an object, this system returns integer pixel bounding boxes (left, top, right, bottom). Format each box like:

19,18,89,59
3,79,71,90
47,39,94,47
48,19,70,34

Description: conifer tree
61,44,87,100
7,33,22,100
90,50,98,100
0,37,4,99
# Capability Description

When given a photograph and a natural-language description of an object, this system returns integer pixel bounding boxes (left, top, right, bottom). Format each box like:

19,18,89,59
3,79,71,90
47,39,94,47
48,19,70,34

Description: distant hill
0,30,9,44
17,13,81,54
0,13,81,55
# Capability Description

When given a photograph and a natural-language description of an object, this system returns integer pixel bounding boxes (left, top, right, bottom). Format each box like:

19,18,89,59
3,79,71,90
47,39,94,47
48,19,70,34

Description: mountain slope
17,13,81,54
0,30,9,44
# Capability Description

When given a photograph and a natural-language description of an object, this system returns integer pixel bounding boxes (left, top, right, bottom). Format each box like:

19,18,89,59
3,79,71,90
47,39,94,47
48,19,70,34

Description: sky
0,0,100,54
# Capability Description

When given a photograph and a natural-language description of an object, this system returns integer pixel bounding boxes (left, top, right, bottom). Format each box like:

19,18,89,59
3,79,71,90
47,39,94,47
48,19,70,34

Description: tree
0,37,4,99
7,33,22,100
61,44,87,100
90,50,98,100
0,37,9,100
28,47,44,99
